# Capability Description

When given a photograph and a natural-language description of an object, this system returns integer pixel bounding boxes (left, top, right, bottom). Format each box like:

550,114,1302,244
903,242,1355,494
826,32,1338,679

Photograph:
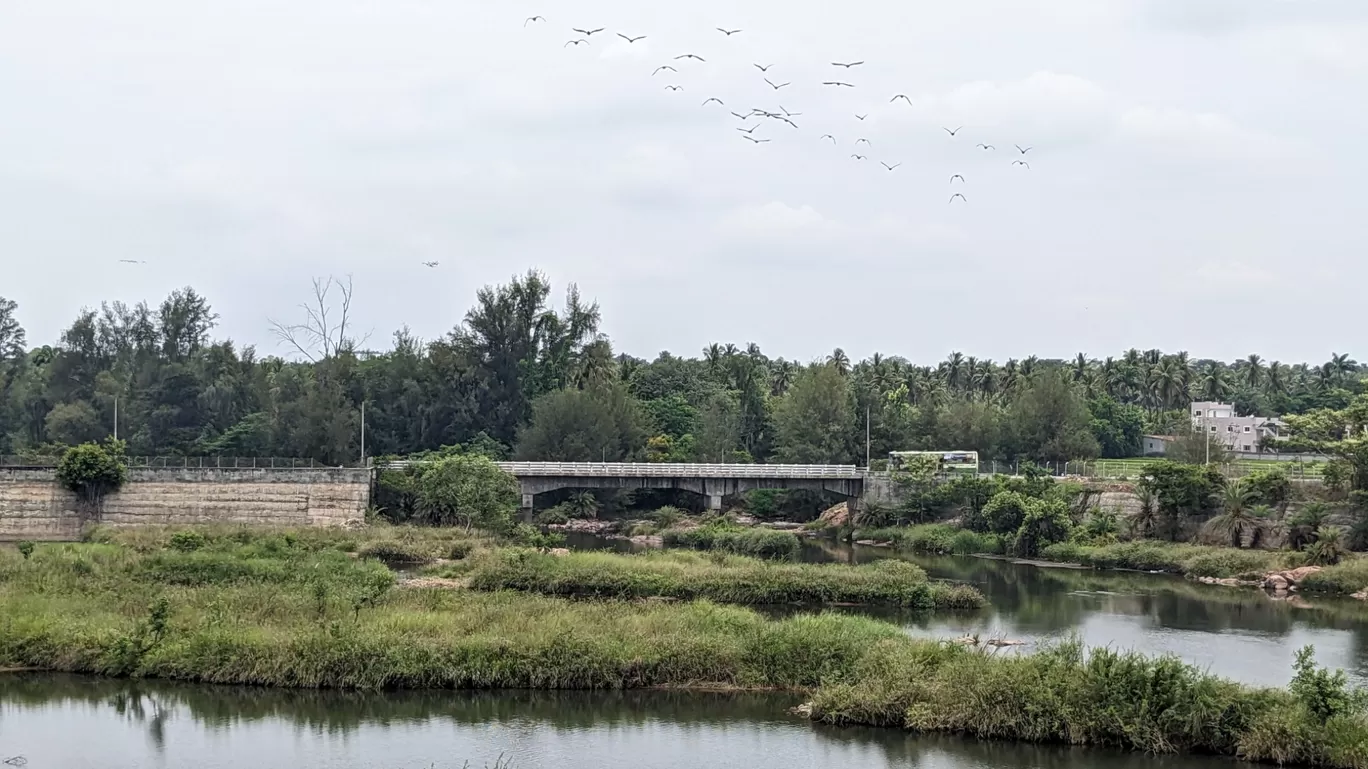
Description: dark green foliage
515,384,649,462
851,524,1005,556
1289,645,1363,724
1244,468,1293,509
1305,527,1349,566
980,491,1031,535
167,530,207,552
1087,396,1145,459
1138,460,1225,540
55,439,128,501
16,541,35,560
1011,498,1073,557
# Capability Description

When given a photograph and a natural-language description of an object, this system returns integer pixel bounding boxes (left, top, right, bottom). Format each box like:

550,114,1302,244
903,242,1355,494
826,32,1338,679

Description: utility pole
113,396,118,442
359,400,366,467
865,404,871,468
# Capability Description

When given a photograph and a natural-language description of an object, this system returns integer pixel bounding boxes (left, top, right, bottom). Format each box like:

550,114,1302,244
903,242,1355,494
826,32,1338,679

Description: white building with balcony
1190,401,1285,454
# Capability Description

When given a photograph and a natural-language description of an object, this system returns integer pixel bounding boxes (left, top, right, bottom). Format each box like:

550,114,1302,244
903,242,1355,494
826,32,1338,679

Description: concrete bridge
495,462,865,513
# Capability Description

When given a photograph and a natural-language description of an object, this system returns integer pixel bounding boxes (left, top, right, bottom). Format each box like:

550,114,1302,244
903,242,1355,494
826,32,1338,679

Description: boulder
817,502,850,528
1263,574,1291,592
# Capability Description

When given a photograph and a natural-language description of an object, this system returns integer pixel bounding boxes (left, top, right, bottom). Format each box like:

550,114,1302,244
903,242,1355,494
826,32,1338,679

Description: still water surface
7,536,1368,768
0,675,1237,769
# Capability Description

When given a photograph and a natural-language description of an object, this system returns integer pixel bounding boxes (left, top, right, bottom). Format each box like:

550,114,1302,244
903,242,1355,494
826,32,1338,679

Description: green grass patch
458,549,985,610
661,526,801,560
852,524,1006,556
1040,540,1302,580
1301,558,1368,596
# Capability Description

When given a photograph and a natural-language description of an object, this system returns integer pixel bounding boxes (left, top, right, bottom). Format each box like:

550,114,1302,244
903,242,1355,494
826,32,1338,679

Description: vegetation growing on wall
54,439,128,503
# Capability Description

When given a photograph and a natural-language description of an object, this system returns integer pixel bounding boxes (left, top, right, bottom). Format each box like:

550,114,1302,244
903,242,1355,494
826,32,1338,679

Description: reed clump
457,549,985,609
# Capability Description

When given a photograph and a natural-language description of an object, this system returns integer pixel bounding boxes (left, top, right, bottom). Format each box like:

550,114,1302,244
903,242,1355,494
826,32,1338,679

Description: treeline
0,275,1362,465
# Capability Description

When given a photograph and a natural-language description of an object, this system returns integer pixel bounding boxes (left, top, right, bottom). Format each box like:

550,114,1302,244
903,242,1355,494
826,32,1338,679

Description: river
7,537,1368,768
0,675,1235,769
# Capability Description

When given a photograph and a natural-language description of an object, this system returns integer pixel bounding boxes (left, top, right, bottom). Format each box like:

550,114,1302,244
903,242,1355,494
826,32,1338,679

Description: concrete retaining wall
0,467,369,541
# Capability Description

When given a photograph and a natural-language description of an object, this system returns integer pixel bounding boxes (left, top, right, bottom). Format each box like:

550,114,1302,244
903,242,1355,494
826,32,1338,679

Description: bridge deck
495,462,862,479
387,460,862,480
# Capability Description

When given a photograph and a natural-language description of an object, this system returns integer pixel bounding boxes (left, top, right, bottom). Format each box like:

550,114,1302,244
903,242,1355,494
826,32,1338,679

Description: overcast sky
2,0,1365,365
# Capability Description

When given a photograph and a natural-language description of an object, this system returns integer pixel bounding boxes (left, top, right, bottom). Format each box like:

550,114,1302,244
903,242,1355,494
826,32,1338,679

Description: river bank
848,524,1368,597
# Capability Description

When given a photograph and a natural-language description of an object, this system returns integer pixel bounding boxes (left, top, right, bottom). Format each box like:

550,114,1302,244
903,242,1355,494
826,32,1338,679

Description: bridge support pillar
846,496,861,524
706,494,724,513
521,493,534,519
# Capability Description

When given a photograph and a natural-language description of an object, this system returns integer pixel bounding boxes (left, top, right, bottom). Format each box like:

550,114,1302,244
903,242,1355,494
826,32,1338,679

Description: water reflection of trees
3,674,1232,769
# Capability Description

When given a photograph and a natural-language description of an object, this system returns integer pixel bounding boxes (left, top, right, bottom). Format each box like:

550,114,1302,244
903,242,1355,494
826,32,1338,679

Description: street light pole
359,400,366,467
113,396,118,442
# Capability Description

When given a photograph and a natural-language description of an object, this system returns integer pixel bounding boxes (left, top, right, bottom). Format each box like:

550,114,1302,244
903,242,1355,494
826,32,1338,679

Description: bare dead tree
267,275,370,361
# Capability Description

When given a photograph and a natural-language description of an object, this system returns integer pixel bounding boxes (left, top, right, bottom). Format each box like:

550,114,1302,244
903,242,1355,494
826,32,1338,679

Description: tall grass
852,524,1006,556
458,549,985,609
809,638,1368,767
661,527,800,560
1040,540,1303,580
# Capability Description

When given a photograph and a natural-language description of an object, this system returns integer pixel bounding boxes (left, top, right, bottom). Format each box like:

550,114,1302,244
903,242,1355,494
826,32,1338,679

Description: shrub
357,540,431,564
167,530,208,553
663,526,801,560
534,506,570,525
415,455,520,533
55,439,128,502
981,491,1031,535
1012,498,1073,558
17,541,35,560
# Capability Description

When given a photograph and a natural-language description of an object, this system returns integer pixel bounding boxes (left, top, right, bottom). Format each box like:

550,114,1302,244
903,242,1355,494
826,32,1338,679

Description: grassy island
3,525,1368,767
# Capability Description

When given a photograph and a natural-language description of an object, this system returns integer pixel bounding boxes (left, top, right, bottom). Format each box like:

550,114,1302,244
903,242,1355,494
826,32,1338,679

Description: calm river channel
6,537,1368,768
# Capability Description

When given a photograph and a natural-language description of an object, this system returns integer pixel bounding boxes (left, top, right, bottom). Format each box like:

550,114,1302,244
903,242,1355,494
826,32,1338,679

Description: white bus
888,450,980,475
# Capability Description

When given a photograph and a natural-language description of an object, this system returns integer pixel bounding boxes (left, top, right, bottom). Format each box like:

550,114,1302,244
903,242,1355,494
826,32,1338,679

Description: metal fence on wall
0,456,370,469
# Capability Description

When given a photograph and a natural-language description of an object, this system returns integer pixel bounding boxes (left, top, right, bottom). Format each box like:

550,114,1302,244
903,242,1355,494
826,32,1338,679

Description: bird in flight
573,27,605,36
820,134,836,144
422,261,439,268
950,174,965,184
856,138,871,145
664,85,683,91
754,63,774,72
850,154,867,160
764,78,790,90
524,16,545,26
773,115,799,129
832,61,864,68
702,97,724,106
675,53,706,61
823,81,855,87
743,135,771,143
779,106,801,117
653,66,676,76
1012,160,1031,169
976,143,995,150
617,33,646,43
949,193,967,204
565,39,588,47
730,111,752,120
737,125,760,134
717,27,742,36
890,94,911,104
881,162,900,171
854,113,867,121
118,259,146,264
1015,144,1033,154
944,126,964,136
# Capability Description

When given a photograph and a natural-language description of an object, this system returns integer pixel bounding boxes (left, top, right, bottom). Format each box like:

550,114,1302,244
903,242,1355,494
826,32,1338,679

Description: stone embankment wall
0,467,370,541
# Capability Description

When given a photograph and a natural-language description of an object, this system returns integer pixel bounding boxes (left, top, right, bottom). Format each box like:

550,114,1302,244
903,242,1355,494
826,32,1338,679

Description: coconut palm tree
1127,487,1160,540
1198,361,1231,402
769,360,795,396
827,348,851,376
1202,483,1268,548
945,351,965,391
1286,502,1331,551
1330,352,1358,384
1264,361,1286,397
703,343,723,375
1020,355,1039,378
1244,354,1264,389
1072,353,1090,383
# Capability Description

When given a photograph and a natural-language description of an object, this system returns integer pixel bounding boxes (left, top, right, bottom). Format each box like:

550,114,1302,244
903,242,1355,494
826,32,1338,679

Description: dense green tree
772,364,856,464
1006,371,1100,462
415,454,519,532
1087,396,1145,459
515,383,648,462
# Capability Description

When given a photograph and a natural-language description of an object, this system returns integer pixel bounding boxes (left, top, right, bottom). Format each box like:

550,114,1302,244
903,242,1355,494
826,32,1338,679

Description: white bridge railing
385,460,863,480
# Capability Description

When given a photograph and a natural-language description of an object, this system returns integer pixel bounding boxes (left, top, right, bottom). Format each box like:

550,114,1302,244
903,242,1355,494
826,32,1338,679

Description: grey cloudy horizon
2,0,1366,366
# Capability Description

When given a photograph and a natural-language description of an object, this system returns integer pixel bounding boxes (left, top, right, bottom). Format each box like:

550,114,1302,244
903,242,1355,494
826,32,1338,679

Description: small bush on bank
1039,540,1298,579
1301,558,1368,595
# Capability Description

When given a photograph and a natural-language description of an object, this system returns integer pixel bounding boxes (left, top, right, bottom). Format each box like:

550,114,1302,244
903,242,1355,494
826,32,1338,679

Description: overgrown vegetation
661,519,801,560
452,548,984,609
809,638,1368,767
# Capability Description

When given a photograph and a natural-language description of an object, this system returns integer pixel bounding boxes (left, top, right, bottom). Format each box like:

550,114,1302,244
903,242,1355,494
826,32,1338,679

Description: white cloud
1194,260,1278,285
717,202,840,242
1115,107,1301,161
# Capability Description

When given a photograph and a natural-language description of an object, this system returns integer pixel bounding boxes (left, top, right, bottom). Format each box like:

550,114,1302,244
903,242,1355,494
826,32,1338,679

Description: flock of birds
524,15,1038,206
